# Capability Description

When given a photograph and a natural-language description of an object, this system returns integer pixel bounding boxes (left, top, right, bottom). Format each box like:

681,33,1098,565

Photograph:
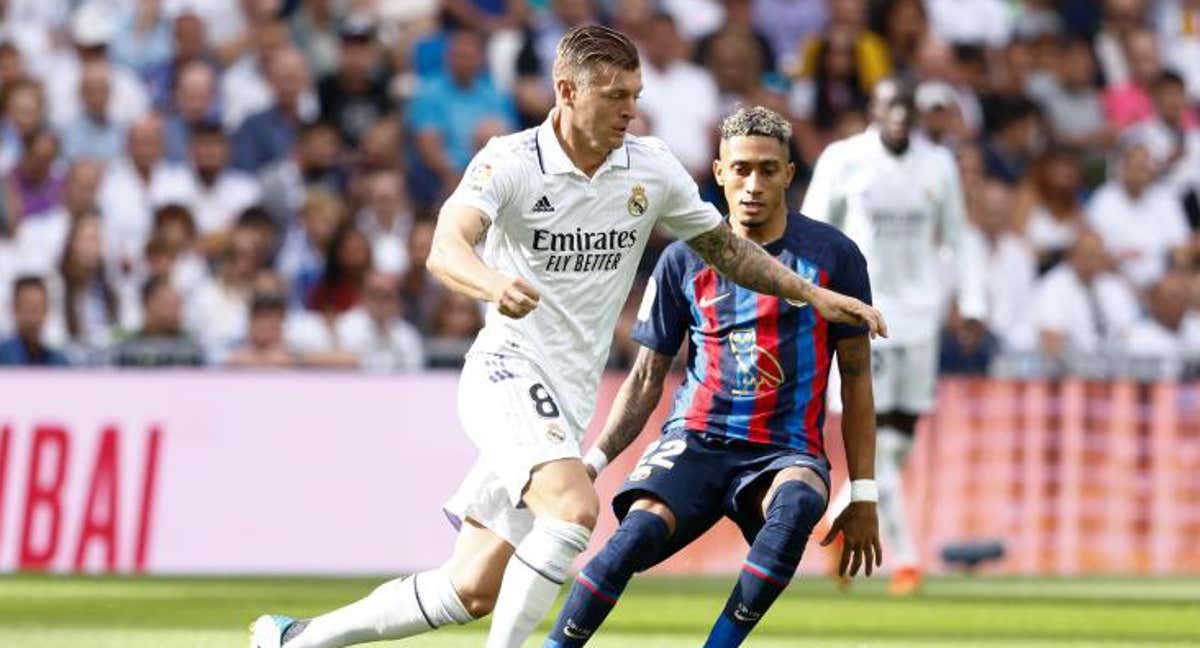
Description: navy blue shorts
612,428,831,559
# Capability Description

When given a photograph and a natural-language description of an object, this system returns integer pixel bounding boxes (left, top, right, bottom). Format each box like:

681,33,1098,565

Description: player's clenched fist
493,277,540,318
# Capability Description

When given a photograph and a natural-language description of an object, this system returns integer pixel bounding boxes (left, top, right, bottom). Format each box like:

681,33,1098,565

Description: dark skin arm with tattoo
686,223,888,337
585,346,675,477
821,334,883,577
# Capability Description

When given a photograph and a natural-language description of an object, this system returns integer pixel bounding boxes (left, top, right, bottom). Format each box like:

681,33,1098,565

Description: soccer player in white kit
251,26,885,648
802,78,985,595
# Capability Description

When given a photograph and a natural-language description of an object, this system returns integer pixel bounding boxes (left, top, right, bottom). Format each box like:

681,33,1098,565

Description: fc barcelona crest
627,184,648,217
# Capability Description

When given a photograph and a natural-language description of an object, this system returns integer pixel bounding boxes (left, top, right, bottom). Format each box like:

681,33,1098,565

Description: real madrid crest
627,183,648,217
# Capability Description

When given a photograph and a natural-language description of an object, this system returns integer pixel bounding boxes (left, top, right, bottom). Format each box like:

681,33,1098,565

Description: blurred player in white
802,78,985,595
251,25,885,648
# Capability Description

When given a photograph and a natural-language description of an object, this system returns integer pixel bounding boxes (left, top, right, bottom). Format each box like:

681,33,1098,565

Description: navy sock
704,481,825,648
544,510,670,647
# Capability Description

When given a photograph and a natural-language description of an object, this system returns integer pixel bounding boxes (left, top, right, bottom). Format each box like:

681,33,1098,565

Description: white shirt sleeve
442,139,524,224
800,142,845,225
939,153,988,321
658,153,723,241
1033,270,1070,334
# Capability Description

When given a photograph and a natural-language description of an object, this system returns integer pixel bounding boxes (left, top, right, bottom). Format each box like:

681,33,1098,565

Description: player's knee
554,488,600,529
452,578,499,618
628,497,677,536
767,480,825,540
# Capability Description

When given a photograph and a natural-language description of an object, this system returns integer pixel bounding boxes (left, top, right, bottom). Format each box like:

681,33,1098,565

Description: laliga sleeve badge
467,162,493,191
545,421,566,443
627,183,648,217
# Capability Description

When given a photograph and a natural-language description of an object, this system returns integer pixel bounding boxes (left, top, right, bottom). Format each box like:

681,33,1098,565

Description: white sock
876,426,917,568
485,517,591,648
285,569,473,648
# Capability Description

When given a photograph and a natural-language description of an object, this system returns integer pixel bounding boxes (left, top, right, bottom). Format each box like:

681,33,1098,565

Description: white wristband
850,479,878,503
583,447,609,475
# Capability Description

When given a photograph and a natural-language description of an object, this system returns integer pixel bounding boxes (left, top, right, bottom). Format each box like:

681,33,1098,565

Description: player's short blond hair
552,25,639,87
719,105,793,149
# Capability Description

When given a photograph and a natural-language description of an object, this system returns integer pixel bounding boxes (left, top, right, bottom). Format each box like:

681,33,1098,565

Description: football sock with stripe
544,510,671,646
704,480,825,648
486,516,591,648
282,570,472,647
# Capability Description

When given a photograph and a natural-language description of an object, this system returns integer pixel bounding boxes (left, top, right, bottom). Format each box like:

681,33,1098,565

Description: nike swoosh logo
733,609,759,623
699,293,730,308
784,298,810,309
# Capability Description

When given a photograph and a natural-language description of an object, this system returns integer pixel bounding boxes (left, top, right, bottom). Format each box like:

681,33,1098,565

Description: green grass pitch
1,573,1197,647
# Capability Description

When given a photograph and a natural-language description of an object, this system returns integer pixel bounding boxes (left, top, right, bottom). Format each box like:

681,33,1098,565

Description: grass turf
0,574,1197,647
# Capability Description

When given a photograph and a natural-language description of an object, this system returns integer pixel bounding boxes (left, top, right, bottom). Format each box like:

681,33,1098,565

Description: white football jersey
443,114,722,432
802,128,986,345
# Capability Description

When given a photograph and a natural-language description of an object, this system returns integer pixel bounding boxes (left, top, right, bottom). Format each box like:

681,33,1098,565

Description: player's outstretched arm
685,224,888,337
428,204,540,318
821,334,882,577
584,346,674,479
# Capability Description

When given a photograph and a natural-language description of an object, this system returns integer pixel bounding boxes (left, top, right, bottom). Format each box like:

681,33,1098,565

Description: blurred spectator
0,80,45,175
277,189,343,307
1103,28,1163,129
610,0,655,48
1132,70,1200,222
61,60,126,161
145,10,214,111
872,0,930,78
252,268,336,355
44,2,150,130
1033,230,1140,361
926,0,1013,48
51,213,122,357
400,219,444,334
1155,0,1200,101
98,113,196,271
441,0,530,34
752,0,828,71
695,0,776,77
1016,148,1088,273
307,221,372,317
1027,37,1115,153
317,15,394,146
0,276,67,366
223,293,294,368
149,204,210,298
0,41,27,90
289,0,341,80
335,269,425,371
6,127,64,220
185,123,262,247
425,291,483,368
186,223,263,359
638,12,720,178
221,17,298,131
1094,0,1147,87
704,30,786,118
14,160,103,274
233,47,315,172
409,29,515,195
963,180,1038,353
258,121,346,224
916,81,969,146
981,96,1042,184
1087,136,1189,286
113,274,205,367
791,24,875,161
163,61,221,162
512,0,595,127
358,170,413,275
1123,270,1200,365
110,0,174,80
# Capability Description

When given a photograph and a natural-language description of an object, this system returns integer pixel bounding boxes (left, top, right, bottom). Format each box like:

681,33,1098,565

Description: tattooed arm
588,346,675,475
428,205,540,318
686,223,887,336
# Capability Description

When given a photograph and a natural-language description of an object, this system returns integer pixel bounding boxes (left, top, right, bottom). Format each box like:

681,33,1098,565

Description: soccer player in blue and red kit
545,105,882,647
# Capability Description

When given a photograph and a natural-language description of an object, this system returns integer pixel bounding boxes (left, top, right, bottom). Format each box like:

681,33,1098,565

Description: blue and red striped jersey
632,213,872,455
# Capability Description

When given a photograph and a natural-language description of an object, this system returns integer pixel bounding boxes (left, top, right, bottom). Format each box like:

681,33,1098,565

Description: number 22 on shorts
628,438,686,481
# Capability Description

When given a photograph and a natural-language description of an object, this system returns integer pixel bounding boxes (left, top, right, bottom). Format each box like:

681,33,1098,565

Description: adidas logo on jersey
532,195,555,212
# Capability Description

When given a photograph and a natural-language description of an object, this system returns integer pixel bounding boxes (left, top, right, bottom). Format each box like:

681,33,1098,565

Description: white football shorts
871,338,938,414
443,352,582,545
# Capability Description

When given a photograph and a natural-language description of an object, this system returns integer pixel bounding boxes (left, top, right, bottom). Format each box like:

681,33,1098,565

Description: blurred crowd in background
0,0,1197,377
